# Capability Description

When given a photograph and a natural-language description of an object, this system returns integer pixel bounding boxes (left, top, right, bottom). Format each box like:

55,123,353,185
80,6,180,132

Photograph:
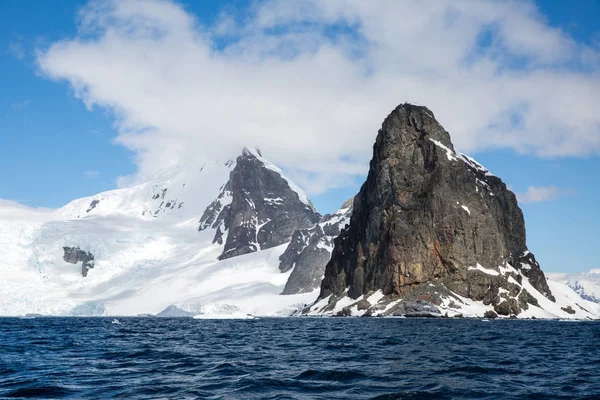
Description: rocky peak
199,148,321,260
377,103,454,160
279,197,354,295
312,103,554,317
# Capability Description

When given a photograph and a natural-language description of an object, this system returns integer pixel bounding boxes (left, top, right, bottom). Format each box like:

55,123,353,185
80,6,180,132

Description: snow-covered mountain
198,148,320,260
547,270,600,304
0,149,320,317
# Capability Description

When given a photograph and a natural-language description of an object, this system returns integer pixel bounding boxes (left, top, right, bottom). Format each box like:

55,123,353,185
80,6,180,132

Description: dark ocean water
1,318,599,399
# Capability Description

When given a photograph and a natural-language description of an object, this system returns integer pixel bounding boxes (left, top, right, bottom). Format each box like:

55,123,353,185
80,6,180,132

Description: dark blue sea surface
1,317,599,399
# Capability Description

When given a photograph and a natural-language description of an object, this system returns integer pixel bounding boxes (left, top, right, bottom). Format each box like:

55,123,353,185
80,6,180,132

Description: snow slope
547,270,600,304
55,160,234,222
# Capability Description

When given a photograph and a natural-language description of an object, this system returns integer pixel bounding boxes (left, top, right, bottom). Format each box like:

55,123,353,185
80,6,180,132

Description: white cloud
84,170,99,178
0,199,33,209
516,186,574,204
36,0,600,194
0,199,54,219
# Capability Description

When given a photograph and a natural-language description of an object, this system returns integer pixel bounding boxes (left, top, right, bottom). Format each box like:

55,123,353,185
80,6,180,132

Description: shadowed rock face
63,247,95,277
317,103,553,315
199,149,321,260
279,198,353,295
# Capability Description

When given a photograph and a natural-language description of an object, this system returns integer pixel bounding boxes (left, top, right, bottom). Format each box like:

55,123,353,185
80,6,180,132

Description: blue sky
1,0,599,273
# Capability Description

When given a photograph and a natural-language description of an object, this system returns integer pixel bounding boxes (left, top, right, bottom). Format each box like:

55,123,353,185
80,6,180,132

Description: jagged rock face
199,149,321,260
318,103,553,316
280,198,353,295
63,247,95,277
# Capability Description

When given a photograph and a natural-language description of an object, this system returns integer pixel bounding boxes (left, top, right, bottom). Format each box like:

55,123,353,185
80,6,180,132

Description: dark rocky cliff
315,103,553,317
199,148,321,260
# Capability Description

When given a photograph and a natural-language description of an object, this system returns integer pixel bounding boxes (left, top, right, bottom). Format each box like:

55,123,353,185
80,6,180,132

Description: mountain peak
242,147,262,158
379,102,454,153
199,149,320,260
395,102,436,118
311,103,558,317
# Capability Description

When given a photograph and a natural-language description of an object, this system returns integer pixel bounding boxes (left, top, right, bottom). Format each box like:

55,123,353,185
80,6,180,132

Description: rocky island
308,103,590,319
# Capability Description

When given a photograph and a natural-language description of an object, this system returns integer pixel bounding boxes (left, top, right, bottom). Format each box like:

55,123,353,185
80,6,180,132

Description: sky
1,0,599,273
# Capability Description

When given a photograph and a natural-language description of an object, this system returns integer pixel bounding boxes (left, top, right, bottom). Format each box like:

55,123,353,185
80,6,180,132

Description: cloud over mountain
37,0,600,194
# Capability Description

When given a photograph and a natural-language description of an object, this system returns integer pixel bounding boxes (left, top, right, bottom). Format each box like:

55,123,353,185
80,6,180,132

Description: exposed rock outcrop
279,198,353,295
199,148,321,260
387,300,441,317
86,200,99,213
312,103,554,317
63,247,95,277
